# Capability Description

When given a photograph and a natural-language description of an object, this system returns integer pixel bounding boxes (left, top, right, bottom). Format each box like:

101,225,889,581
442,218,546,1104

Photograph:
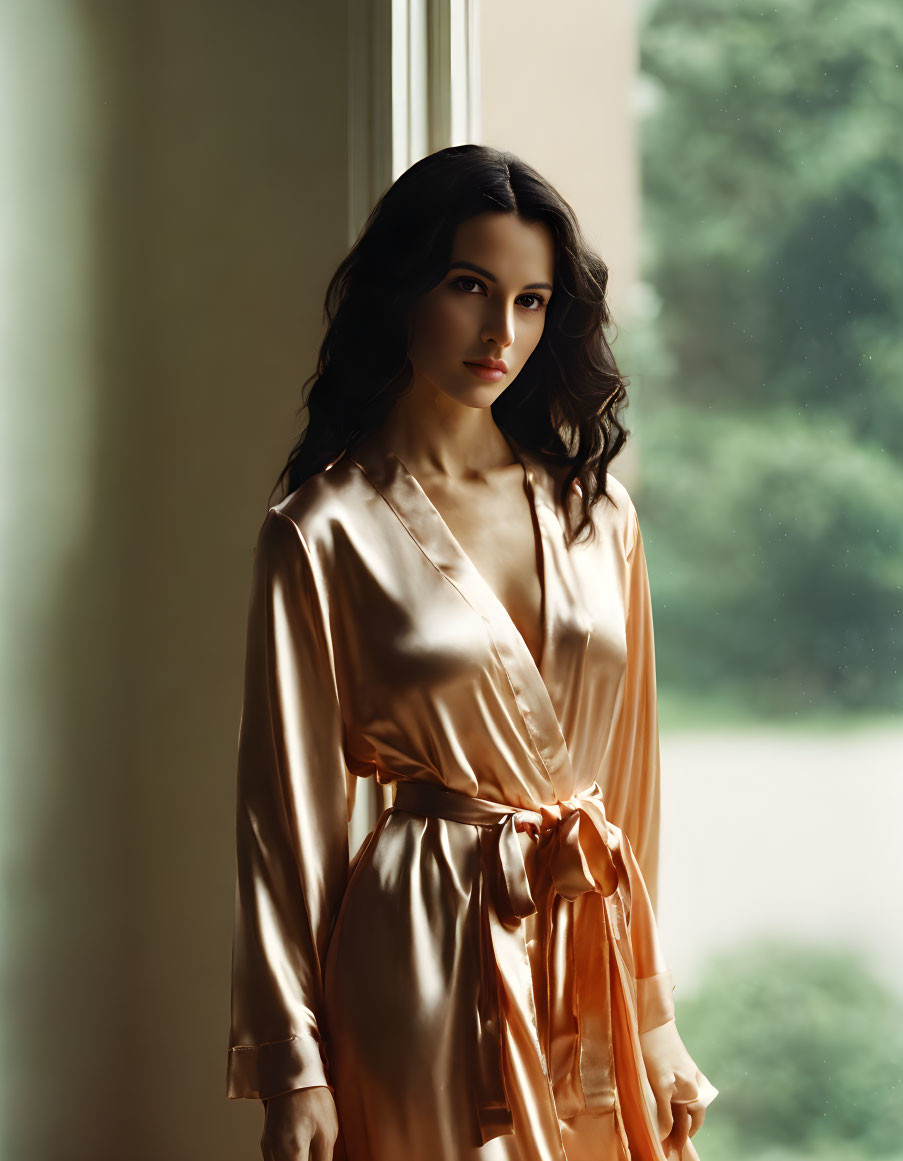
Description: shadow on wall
2,5,351,1161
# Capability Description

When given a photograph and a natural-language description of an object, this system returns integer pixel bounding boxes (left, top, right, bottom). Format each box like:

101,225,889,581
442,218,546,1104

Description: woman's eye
453,276,484,294
451,277,546,311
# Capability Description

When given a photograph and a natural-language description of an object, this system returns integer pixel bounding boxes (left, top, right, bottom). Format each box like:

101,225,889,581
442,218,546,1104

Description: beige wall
479,0,641,480
0,5,349,1159
480,0,639,307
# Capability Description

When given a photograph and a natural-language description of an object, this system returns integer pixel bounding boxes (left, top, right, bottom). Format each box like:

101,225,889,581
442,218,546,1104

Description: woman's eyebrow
447,260,553,292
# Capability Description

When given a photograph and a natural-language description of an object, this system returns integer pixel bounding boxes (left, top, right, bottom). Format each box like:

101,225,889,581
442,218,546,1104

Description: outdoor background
632,2,903,1158
0,2,900,1159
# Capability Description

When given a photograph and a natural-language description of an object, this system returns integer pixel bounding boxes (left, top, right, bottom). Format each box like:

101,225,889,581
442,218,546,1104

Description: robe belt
391,778,641,1146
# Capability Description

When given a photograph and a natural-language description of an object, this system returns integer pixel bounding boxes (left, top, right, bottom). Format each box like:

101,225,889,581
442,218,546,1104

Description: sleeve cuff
226,1033,333,1100
636,969,675,1034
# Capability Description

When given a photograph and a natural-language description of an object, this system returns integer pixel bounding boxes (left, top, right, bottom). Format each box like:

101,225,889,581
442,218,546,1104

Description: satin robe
226,434,717,1160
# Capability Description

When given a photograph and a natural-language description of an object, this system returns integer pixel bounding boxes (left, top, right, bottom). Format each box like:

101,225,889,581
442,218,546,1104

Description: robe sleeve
226,508,351,1101
598,497,663,916
620,826,676,1034
599,497,677,1033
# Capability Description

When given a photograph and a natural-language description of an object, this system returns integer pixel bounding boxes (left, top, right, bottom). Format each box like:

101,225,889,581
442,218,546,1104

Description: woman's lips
464,362,506,382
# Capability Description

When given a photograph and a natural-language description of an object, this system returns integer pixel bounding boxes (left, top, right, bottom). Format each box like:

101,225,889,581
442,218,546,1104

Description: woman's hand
261,1086,339,1161
639,1018,709,1159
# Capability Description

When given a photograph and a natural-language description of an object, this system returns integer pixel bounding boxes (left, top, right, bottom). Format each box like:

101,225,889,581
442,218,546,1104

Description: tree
628,0,903,713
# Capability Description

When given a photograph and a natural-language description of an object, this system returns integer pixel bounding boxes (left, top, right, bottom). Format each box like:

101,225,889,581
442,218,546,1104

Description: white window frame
345,0,480,851
347,0,481,244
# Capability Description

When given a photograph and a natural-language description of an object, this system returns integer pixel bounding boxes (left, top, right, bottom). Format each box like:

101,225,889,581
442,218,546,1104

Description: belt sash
390,779,671,1153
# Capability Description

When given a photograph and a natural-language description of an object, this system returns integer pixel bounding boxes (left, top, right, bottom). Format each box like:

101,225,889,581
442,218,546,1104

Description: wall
0,4,350,1158
479,0,642,481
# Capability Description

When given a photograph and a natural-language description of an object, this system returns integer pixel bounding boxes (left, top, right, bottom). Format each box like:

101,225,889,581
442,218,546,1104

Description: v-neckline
348,431,577,798
395,433,549,677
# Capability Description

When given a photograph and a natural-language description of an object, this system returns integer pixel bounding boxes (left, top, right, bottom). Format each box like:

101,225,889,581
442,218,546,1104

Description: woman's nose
480,301,516,349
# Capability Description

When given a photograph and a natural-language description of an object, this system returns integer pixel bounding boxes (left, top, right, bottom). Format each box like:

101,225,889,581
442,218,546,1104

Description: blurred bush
635,406,903,715
675,939,903,1159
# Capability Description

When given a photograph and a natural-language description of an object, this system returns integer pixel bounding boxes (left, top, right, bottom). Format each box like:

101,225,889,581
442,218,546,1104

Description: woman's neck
358,378,517,482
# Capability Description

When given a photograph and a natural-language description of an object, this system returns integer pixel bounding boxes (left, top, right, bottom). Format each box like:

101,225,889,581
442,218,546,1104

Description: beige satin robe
226,435,717,1160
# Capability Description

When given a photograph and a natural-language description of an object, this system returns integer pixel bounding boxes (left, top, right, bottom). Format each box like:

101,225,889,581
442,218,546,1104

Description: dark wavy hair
271,143,632,546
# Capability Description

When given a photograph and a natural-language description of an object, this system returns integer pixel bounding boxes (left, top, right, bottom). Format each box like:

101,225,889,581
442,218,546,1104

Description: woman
226,144,718,1161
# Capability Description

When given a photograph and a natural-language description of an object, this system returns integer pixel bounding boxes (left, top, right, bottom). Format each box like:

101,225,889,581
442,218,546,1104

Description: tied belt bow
391,779,640,1147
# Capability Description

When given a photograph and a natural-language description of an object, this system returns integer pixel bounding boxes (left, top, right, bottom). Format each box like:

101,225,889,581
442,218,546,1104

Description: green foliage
630,0,903,713
675,939,903,1158
639,0,903,440
633,405,903,714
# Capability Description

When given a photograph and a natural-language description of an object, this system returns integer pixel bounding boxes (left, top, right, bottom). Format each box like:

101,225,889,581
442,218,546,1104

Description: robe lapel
516,444,595,801
348,439,578,804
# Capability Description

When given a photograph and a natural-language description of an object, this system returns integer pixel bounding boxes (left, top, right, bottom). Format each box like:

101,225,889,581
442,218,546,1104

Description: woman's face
406,211,556,408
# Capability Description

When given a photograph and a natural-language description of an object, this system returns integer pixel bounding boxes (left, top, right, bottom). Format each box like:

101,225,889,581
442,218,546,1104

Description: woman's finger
672,1067,699,1105
683,1066,710,1137
665,1101,690,1154
653,1080,674,1141
310,1134,334,1161
687,1096,707,1138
